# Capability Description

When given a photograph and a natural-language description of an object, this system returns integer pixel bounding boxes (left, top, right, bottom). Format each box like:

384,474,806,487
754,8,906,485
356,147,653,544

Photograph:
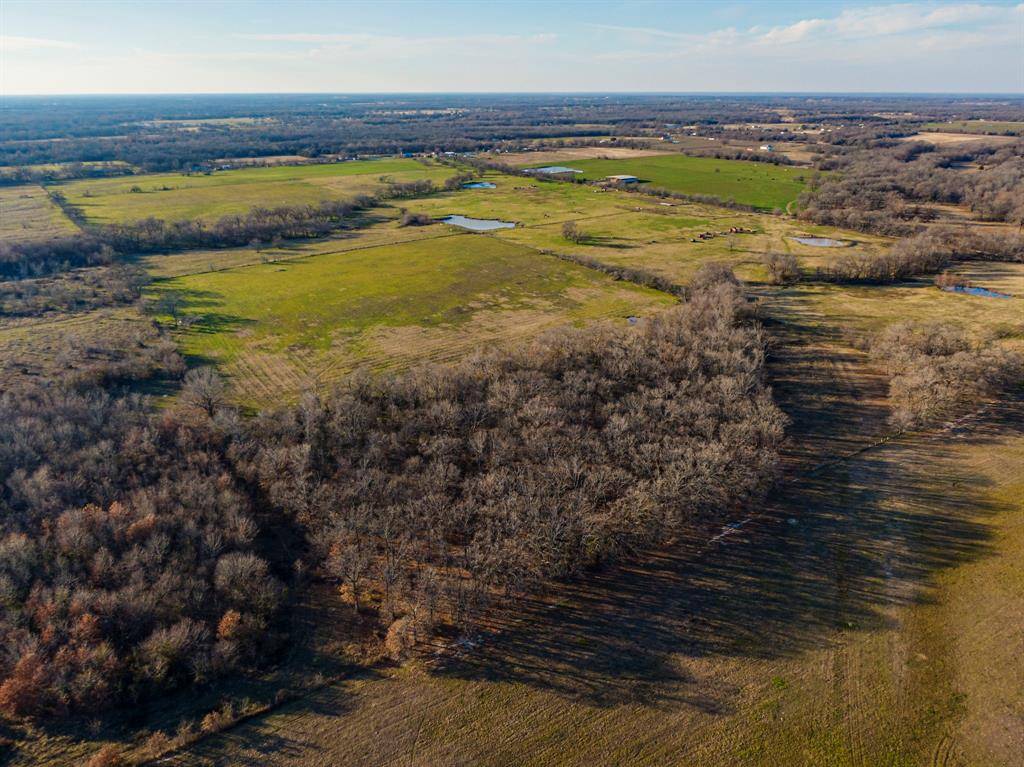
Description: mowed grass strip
0,184,79,242
154,234,675,405
57,158,453,224
522,155,808,211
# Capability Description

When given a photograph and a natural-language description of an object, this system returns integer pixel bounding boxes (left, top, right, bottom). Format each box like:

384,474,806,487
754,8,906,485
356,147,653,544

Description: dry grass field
0,184,79,243
898,132,1020,146
0,305,166,392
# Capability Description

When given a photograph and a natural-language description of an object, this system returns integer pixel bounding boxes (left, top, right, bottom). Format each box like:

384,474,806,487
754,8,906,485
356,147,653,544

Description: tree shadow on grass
429,296,1022,715
147,285,256,338
433,409,1018,715
578,234,639,250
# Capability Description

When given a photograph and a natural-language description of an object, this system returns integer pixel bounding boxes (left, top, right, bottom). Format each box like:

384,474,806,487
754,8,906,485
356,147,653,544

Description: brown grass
898,132,1019,147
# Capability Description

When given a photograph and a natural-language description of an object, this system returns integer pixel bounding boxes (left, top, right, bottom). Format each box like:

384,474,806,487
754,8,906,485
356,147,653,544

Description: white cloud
592,2,1020,51
2,2,1018,94
759,18,827,44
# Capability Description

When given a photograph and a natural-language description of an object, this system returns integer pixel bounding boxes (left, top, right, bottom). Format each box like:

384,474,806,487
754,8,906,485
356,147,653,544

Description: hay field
0,185,79,242
153,232,675,406
57,158,453,224
501,211,887,285
518,154,809,211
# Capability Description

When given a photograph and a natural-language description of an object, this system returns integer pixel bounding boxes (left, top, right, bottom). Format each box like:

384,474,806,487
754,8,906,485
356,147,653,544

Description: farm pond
463,181,497,189
441,215,516,231
942,285,1012,299
792,236,847,247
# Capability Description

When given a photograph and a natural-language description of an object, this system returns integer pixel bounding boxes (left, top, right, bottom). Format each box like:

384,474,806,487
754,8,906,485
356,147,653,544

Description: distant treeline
0,196,373,280
5,93,1017,173
0,161,133,187
800,136,1024,234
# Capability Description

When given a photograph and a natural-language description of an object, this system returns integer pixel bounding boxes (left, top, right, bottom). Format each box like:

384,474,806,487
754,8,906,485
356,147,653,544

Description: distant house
605,174,639,184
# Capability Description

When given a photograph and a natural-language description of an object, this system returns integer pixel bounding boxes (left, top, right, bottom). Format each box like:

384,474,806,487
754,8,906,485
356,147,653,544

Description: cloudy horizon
2,0,1022,95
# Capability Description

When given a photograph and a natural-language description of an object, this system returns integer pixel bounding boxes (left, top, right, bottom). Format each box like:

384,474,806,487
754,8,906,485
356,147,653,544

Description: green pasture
57,158,452,224
152,232,674,405
520,154,809,210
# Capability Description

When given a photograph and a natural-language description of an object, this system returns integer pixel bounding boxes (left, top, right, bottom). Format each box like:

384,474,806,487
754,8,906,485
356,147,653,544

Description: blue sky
2,1,1021,94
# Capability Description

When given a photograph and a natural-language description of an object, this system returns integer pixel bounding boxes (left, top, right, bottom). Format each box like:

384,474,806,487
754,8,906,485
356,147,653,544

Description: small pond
942,285,1012,299
463,181,497,189
530,166,583,174
792,236,847,247
441,215,516,231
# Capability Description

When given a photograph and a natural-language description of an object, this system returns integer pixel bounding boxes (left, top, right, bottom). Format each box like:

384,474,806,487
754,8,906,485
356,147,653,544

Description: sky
1,0,1021,94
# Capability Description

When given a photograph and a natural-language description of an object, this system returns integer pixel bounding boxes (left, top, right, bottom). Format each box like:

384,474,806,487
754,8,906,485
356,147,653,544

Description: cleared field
0,184,79,242
57,158,453,224
212,154,310,166
153,273,1024,767
920,120,1024,136
491,146,674,165
154,233,675,406
520,154,809,211
899,131,1020,146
